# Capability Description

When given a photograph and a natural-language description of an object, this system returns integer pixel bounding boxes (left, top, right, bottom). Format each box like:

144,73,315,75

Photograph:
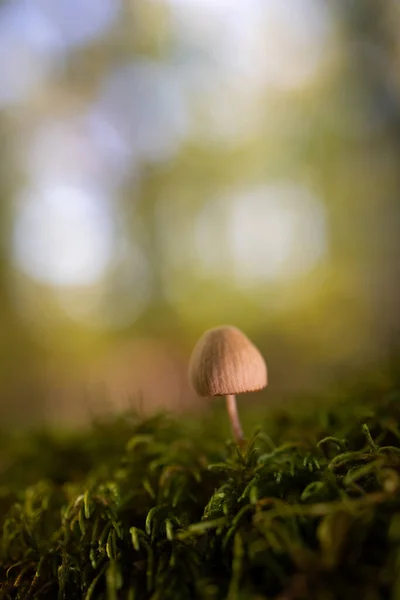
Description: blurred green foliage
0,0,400,424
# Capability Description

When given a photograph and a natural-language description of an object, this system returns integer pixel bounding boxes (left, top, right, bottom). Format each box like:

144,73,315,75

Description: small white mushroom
188,325,267,445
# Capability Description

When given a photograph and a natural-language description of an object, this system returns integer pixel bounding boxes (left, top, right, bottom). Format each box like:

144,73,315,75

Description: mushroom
188,325,267,445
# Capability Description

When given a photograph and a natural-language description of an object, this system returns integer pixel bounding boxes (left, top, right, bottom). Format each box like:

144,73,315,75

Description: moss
1,391,400,599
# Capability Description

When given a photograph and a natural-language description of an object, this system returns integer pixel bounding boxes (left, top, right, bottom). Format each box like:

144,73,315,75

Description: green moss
2,391,400,599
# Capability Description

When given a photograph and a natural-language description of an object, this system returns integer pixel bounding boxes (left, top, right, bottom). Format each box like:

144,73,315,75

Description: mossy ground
2,390,400,599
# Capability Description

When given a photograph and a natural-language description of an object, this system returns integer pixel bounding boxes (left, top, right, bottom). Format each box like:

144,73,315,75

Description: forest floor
1,387,400,599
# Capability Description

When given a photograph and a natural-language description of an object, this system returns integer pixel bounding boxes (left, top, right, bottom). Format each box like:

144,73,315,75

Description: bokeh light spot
196,182,328,285
166,0,336,95
12,186,115,287
24,113,132,189
96,61,188,165
28,0,120,48
0,1,64,106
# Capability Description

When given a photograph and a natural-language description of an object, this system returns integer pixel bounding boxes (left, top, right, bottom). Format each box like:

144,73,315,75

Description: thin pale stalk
226,394,244,445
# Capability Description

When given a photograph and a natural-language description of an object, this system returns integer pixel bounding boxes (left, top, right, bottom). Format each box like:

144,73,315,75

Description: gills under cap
189,325,267,397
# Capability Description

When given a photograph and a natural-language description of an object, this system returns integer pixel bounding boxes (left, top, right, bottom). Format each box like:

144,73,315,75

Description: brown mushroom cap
188,325,267,397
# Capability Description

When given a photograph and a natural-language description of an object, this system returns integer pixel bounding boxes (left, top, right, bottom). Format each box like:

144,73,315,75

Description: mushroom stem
225,394,244,445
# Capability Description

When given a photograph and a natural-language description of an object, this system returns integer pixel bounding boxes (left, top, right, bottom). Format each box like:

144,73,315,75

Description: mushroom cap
188,325,267,397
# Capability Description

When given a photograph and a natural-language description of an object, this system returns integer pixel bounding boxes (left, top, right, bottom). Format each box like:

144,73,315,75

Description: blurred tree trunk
0,121,46,424
339,0,400,356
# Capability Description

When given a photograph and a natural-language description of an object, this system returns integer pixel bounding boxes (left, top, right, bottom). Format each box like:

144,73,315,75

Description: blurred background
0,0,399,427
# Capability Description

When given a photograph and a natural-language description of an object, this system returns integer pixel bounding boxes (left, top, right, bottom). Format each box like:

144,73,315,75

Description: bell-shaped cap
188,325,267,397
